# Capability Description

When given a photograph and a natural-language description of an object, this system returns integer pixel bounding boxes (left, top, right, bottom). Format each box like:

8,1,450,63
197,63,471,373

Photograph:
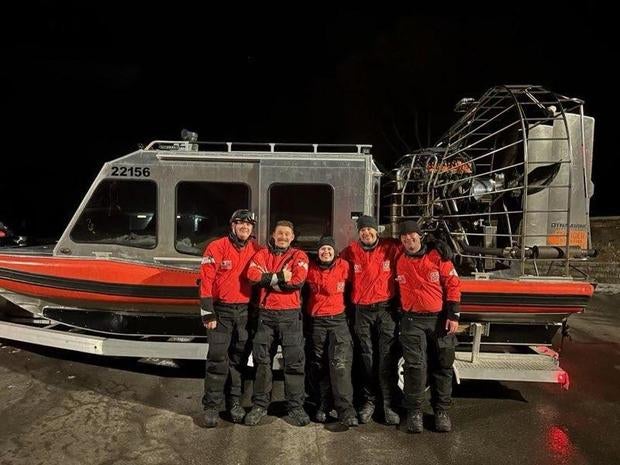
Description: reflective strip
249,261,267,273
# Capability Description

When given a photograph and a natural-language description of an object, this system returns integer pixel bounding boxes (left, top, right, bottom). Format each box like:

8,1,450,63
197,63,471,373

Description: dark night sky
1,5,615,237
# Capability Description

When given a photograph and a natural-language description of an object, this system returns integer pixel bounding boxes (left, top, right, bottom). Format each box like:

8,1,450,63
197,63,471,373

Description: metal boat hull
1,251,594,337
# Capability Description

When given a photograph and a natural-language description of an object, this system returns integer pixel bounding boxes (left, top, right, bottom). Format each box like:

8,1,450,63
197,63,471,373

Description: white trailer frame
1,317,568,387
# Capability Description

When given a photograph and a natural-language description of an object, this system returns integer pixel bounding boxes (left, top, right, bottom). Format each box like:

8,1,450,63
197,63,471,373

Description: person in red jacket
199,209,260,428
340,215,401,425
305,236,358,427
396,220,461,434
244,220,310,427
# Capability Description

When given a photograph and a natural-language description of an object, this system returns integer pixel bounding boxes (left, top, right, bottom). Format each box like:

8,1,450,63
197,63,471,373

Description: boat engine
385,85,596,276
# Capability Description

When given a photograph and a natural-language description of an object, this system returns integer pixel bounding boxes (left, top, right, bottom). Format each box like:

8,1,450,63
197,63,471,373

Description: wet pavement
0,293,619,465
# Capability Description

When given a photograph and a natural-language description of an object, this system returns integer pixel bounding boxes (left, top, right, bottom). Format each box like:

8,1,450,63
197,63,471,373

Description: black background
1,5,615,238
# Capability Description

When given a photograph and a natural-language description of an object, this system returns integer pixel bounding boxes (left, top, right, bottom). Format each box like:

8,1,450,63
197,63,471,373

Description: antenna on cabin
181,129,198,143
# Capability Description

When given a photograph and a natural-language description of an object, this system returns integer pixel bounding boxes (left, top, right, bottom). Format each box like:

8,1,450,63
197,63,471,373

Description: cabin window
269,183,333,249
70,180,157,248
175,181,251,255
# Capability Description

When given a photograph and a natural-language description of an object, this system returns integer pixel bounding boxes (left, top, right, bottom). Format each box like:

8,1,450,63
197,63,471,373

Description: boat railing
143,140,372,155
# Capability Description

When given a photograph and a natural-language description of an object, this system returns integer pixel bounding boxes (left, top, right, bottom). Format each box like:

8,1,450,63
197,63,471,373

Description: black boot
434,409,452,432
384,404,401,425
340,409,359,427
229,402,246,424
358,401,375,424
288,407,311,427
315,399,330,423
406,410,423,434
203,408,219,428
244,406,267,426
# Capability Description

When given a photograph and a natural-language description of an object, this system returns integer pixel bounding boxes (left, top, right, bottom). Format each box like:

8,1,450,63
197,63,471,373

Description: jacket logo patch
221,260,232,270
396,274,406,284
337,281,345,293
354,264,362,273
429,270,440,282
383,260,391,271
202,256,215,265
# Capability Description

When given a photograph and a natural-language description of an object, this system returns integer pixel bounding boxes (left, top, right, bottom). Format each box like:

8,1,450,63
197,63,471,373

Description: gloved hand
201,297,217,328
428,239,453,261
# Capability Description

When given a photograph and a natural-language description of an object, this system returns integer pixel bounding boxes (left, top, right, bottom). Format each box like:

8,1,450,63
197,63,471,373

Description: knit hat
399,220,422,236
317,235,336,250
356,215,378,231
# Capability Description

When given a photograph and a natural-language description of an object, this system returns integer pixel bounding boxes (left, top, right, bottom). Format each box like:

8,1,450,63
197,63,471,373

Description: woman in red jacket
306,236,358,427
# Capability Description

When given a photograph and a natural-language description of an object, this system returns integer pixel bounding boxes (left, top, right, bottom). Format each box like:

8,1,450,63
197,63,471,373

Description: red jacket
305,258,350,317
247,246,309,310
340,238,399,305
395,248,461,313
199,236,260,304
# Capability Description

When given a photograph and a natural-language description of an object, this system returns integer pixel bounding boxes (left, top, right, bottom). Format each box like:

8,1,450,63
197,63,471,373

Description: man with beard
244,220,310,427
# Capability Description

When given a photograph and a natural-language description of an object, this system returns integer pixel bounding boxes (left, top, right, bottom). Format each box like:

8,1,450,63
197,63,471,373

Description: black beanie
357,215,378,231
399,220,422,235
317,235,336,250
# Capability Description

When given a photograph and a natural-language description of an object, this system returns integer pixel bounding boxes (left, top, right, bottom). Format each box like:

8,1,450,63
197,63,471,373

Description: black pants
309,313,355,416
203,304,251,409
353,303,400,407
252,309,305,410
400,312,456,411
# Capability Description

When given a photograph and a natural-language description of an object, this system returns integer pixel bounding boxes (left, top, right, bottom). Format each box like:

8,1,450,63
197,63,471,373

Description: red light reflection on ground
547,425,574,462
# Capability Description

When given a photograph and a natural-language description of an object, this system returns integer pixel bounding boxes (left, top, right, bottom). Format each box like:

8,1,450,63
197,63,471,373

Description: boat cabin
55,140,380,266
